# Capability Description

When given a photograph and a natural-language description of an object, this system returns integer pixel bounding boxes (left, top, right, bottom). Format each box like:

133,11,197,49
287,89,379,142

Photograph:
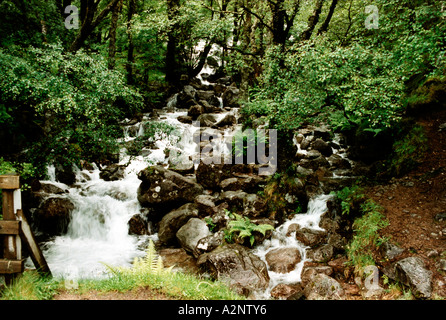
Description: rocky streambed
24,70,437,300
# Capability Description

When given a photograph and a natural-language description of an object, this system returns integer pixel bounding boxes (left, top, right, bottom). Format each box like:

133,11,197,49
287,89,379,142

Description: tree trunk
300,0,325,41
165,0,181,87
108,0,123,70
317,0,338,35
69,0,121,53
126,0,136,84
269,0,287,46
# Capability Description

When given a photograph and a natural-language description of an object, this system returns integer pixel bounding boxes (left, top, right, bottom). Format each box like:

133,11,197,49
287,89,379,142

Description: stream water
34,50,342,299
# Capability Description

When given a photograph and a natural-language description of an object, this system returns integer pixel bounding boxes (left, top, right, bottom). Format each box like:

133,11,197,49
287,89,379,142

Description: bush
346,200,389,271
0,43,144,171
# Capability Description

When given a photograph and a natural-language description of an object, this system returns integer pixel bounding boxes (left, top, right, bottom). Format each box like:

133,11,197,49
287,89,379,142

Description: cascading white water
39,165,152,279
252,194,332,299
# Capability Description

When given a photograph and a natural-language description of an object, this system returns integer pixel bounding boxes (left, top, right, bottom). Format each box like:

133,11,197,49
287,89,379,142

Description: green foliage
0,43,143,169
105,240,172,279
346,200,389,271
0,271,61,300
124,121,178,156
0,158,37,217
241,0,446,137
227,213,274,246
332,185,366,216
87,240,244,300
382,124,429,177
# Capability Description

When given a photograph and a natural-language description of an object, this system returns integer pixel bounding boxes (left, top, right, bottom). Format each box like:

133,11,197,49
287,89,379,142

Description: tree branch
240,4,274,33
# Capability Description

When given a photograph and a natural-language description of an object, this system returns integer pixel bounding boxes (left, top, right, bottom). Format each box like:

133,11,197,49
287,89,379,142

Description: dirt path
365,109,446,298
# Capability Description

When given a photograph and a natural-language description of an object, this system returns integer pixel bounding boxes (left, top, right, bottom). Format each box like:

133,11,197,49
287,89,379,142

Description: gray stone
381,242,405,260
311,139,333,157
176,218,211,254
304,273,345,300
197,244,270,296
158,203,199,245
137,165,203,208
265,247,301,274
394,256,433,299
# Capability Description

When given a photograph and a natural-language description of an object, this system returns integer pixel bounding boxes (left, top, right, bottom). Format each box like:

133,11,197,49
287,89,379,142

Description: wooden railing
0,175,51,285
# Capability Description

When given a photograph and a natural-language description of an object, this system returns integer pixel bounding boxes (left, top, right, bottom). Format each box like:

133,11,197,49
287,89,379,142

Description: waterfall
39,165,151,279
252,194,332,299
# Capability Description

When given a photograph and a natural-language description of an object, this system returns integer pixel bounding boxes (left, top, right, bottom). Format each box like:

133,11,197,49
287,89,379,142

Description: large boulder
197,244,270,296
310,138,333,157
137,165,203,209
128,214,149,235
34,197,75,236
176,218,211,254
394,256,433,299
222,86,240,108
220,191,267,217
158,203,199,246
265,247,302,274
193,231,225,258
303,273,345,300
287,225,327,248
196,160,233,190
100,164,126,181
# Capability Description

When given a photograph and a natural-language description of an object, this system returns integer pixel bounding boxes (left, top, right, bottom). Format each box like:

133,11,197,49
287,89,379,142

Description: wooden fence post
0,175,23,285
0,174,51,285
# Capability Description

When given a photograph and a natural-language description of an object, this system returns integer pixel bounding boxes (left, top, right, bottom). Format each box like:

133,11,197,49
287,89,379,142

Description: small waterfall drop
39,165,151,279
252,194,332,299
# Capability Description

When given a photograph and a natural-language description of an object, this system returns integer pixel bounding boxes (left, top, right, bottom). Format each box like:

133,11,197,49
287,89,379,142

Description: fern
228,213,274,246
103,240,172,278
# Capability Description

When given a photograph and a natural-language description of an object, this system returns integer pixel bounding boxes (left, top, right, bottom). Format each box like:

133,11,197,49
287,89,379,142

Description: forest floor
54,109,446,301
363,108,446,299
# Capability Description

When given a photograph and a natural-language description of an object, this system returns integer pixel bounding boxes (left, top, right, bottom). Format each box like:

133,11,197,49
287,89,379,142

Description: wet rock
128,214,148,235
193,231,225,258
176,218,211,254
197,114,217,127
177,115,193,124
270,284,304,300
328,154,352,169
215,114,237,128
196,160,233,190
220,191,267,217
265,247,301,274
289,225,327,248
55,164,76,185
394,256,433,299
199,99,221,113
194,194,217,216
303,273,345,300
222,86,240,108
197,244,270,296
177,85,196,105
234,174,265,193
137,165,203,208
301,266,334,287
187,105,204,120
36,182,68,195
312,127,332,141
168,154,194,174
158,203,199,245
34,197,74,236
100,164,126,182
220,177,241,191
197,90,221,107
307,244,335,263
311,139,333,157
158,248,201,275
